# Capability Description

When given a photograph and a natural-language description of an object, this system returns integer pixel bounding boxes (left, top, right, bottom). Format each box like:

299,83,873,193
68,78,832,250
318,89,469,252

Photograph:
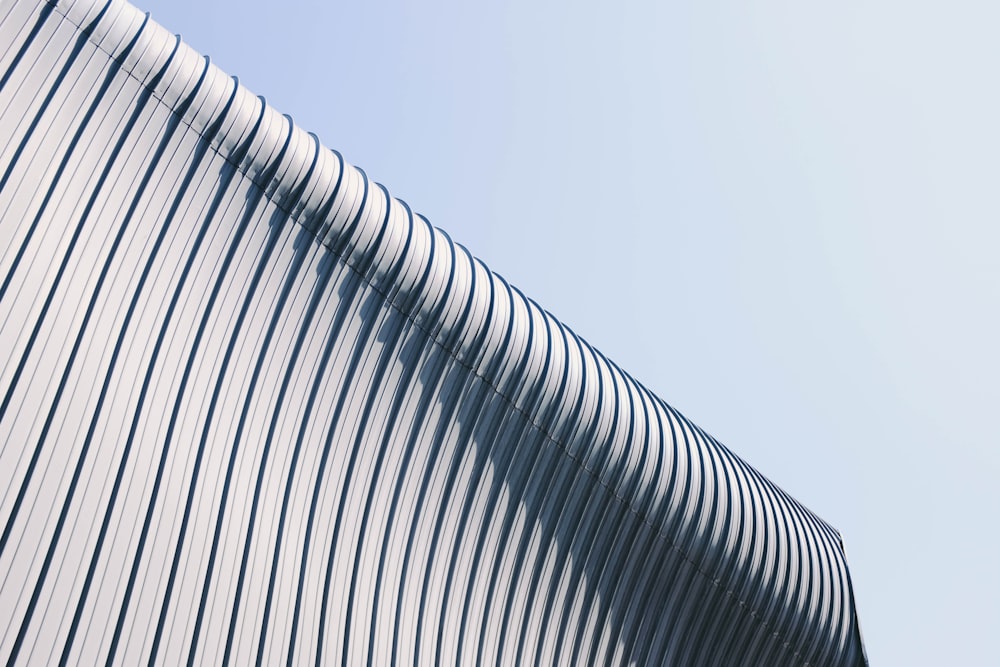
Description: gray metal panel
0,0,867,664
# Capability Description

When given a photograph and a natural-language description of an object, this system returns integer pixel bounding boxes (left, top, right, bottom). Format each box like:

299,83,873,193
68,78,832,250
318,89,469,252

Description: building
0,0,867,663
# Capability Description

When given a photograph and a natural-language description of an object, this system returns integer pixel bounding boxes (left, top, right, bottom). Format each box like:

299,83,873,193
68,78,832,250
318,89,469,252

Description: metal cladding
0,0,867,664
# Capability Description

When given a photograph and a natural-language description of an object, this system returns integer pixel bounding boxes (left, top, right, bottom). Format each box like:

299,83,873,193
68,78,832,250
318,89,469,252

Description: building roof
0,0,866,663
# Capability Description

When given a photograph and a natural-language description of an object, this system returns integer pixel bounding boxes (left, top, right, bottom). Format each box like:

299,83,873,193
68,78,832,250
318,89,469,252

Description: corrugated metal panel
0,0,867,664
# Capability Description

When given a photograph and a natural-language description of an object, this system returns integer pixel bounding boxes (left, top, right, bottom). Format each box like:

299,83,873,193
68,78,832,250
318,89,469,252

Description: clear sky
136,0,999,663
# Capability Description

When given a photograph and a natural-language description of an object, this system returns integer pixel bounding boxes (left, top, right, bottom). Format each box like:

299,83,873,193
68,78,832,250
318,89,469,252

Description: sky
136,0,1000,663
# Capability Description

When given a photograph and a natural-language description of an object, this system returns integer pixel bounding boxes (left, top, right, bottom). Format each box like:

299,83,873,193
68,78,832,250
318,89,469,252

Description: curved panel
0,1,867,664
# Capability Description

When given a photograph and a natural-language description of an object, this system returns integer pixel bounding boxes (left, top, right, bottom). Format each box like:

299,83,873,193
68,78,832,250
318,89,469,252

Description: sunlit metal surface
0,0,867,664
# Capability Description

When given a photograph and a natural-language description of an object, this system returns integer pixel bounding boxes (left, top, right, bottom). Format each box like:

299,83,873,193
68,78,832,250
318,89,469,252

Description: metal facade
0,0,867,664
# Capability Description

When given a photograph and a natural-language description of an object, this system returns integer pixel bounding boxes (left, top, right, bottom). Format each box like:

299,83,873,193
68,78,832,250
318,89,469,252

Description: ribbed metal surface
0,1,867,664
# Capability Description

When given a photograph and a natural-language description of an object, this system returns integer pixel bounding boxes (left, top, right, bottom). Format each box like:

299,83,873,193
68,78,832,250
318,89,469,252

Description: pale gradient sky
136,1,1000,663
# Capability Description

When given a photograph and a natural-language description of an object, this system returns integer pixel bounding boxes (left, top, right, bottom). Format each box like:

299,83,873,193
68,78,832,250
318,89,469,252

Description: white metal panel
0,1,867,665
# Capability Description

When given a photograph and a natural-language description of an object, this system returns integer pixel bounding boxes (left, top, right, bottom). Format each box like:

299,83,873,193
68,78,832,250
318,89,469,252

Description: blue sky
137,0,999,663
